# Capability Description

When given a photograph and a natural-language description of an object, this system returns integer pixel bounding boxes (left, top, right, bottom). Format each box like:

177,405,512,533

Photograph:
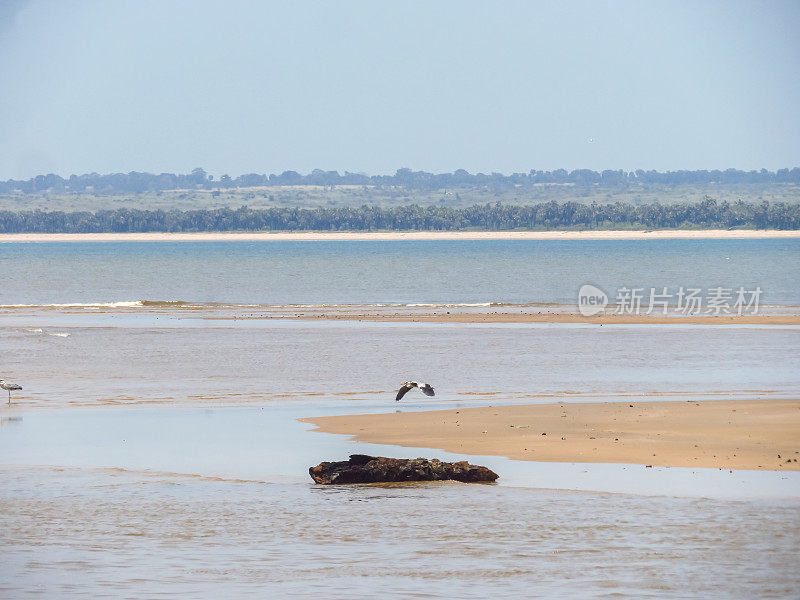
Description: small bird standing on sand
0,379,23,404
395,381,435,401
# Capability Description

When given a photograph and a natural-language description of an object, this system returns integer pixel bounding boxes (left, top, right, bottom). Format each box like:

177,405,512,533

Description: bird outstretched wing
395,383,415,401
420,384,435,396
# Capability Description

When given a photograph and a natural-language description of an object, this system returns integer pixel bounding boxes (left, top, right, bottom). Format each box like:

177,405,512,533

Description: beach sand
302,398,800,471
6,303,799,325
1,229,800,242
279,311,800,325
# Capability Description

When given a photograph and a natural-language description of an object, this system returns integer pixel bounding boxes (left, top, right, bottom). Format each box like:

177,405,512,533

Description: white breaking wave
53,301,142,308
1,301,143,308
21,328,69,337
1,300,526,310
405,302,493,308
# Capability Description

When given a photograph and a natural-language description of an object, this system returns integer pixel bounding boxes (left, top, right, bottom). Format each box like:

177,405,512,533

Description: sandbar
301,398,800,471
282,311,800,325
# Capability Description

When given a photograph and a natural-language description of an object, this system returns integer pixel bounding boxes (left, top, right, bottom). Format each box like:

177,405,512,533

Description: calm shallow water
2,465,798,600
1,239,799,598
3,405,798,497
0,319,798,407
1,405,799,599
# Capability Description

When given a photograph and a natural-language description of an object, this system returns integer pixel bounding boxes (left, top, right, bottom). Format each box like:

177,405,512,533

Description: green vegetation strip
0,199,798,233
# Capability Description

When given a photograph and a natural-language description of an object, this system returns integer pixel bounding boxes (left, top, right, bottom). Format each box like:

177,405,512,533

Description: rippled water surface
1,239,799,305
2,464,798,600
1,319,799,408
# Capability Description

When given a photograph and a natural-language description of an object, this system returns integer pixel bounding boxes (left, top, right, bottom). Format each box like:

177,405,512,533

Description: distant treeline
0,198,798,232
3,167,800,194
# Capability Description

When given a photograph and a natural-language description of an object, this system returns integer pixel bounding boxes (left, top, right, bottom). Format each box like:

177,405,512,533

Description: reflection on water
2,464,798,599
3,405,798,498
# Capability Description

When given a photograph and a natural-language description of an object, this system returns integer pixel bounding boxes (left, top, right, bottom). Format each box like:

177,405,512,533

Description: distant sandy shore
280,312,800,325
4,302,799,324
301,398,800,471
1,230,799,242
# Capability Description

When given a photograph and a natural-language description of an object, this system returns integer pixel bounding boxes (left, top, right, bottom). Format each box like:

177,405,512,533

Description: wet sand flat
302,398,800,471
2,229,800,242
11,302,791,325
6,301,800,325
277,311,800,325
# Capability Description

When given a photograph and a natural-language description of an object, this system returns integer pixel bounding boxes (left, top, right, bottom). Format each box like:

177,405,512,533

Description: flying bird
395,381,435,401
0,379,23,404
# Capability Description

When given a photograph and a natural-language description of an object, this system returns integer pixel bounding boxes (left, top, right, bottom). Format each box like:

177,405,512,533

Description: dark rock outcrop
309,454,498,484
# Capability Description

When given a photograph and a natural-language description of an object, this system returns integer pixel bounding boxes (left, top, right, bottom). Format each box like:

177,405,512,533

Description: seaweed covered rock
309,454,498,484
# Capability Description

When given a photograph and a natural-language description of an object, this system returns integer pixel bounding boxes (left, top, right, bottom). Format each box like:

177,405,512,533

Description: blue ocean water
1,239,798,305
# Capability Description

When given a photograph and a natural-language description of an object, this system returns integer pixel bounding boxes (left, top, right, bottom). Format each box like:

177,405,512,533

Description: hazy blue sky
1,0,798,179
